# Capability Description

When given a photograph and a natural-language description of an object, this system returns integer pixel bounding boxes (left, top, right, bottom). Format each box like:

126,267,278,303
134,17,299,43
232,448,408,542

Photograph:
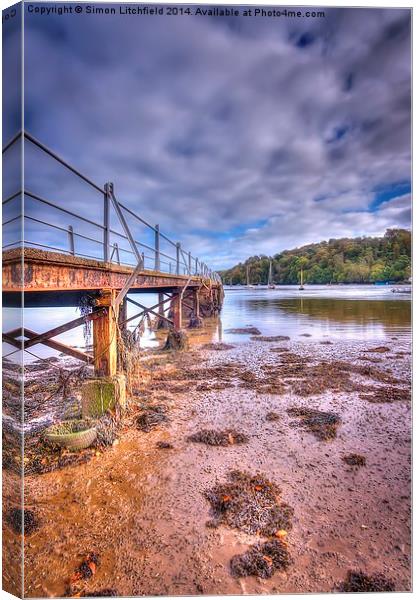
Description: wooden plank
23,309,106,350
23,329,93,363
2,334,22,349
126,297,174,326
114,261,144,307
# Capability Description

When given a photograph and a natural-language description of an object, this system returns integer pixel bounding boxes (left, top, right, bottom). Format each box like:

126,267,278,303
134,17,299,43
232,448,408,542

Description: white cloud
22,7,411,269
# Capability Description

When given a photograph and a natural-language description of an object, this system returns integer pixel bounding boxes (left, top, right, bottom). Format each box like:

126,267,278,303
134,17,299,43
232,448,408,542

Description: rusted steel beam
2,249,208,292
23,309,107,350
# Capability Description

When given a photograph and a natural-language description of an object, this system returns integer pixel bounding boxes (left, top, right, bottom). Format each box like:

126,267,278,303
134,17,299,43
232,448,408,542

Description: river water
2,284,411,363
18,283,412,596
220,285,411,343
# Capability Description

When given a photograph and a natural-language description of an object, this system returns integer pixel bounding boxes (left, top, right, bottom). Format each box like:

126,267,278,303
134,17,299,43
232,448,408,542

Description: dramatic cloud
16,4,412,268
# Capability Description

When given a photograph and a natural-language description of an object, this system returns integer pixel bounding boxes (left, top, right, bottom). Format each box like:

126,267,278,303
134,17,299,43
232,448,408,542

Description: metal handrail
24,131,104,194
2,131,220,283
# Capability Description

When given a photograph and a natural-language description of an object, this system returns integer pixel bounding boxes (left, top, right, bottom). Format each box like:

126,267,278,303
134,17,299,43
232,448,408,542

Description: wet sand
15,331,411,597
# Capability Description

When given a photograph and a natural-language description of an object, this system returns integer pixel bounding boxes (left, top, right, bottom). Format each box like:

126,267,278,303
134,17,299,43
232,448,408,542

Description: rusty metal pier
2,132,223,377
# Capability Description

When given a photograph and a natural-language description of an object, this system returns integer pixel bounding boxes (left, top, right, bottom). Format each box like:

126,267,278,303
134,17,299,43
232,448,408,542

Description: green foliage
220,229,411,285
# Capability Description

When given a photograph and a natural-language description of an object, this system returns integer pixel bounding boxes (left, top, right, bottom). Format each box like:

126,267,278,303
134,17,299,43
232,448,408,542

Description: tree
219,229,411,285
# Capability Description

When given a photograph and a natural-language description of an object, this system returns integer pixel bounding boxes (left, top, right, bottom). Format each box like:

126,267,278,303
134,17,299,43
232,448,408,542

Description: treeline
220,229,411,285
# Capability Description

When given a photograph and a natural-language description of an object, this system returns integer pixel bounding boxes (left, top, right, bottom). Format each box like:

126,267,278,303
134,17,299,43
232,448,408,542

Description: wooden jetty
2,132,223,380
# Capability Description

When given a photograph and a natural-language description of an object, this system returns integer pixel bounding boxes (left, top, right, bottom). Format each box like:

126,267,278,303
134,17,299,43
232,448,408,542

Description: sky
3,3,412,270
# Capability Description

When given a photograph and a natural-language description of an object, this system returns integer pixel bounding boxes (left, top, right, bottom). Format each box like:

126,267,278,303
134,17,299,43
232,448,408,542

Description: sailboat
268,259,275,289
299,267,305,290
247,264,255,288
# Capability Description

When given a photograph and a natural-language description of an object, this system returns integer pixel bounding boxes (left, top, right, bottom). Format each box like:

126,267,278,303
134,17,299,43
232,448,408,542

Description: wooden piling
118,297,128,332
194,288,200,318
172,291,182,330
93,289,118,376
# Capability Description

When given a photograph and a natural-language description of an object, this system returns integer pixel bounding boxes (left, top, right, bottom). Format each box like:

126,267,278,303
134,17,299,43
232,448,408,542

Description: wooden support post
93,290,118,377
194,288,200,318
158,293,164,317
118,297,128,332
188,252,192,274
172,291,182,330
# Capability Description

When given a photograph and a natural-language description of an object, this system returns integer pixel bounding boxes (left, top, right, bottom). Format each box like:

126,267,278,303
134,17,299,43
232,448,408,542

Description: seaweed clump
83,590,118,597
251,335,290,342
342,453,366,467
360,386,410,404
266,411,281,421
156,441,174,449
136,405,169,432
205,470,293,536
230,539,291,579
95,414,120,447
340,570,395,592
287,407,341,441
6,508,39,535
365,346,390,353
225,327,261,335
67,553,101,596
202,343,235,351
188,429,249,446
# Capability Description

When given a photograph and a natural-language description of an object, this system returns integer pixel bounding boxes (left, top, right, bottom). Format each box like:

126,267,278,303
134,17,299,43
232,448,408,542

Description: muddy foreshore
3,330,411,596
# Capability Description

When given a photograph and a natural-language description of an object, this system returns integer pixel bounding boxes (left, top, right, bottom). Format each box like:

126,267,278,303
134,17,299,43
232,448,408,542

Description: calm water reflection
2,285,411,362
220,285,411,342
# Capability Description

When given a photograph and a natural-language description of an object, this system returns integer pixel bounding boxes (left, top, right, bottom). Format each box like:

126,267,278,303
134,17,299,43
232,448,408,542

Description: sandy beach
5,322,410,597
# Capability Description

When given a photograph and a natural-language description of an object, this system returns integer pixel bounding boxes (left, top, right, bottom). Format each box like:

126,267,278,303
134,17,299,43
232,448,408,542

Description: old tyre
44,420,97,451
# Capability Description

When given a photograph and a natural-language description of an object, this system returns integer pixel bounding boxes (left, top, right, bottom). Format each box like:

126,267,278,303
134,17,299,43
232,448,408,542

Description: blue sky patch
369,181,411,211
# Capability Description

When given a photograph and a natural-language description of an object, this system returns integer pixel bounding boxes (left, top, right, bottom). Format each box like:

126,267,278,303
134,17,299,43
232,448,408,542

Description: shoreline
3,331,411,596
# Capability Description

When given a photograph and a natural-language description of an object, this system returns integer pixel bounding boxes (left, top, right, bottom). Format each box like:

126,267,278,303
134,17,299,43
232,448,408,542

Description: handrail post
169,262,172,274
113,243,121,265
176,242,180,275
188,251,192,275
195,257,198,275
103,183,110,262
109,184,144,269
68,225,75,255
141,251,145,269
154,224,160,271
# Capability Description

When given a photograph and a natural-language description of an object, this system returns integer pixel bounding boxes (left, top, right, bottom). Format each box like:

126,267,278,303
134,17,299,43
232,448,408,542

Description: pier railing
2,131,221,284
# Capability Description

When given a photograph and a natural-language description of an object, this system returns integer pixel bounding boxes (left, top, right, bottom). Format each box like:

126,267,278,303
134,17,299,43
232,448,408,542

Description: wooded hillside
220,229,411,285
